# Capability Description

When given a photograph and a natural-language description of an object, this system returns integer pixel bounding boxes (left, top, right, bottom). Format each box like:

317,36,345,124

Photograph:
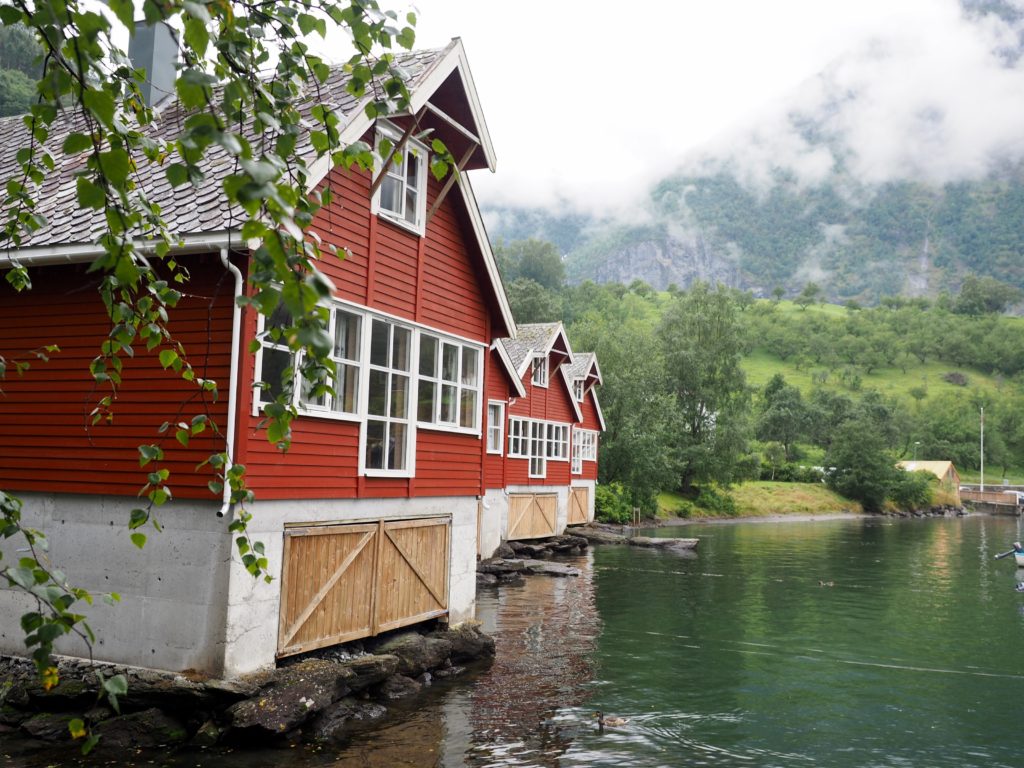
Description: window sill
418,421,481,438
377,211,424,237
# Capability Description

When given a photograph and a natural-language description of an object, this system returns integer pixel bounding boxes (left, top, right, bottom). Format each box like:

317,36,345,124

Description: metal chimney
128,20,178,106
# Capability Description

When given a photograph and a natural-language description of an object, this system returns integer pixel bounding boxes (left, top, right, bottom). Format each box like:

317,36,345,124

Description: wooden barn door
508,493,557,540
277,517,450,658
568,487,589,525
376,519,450,632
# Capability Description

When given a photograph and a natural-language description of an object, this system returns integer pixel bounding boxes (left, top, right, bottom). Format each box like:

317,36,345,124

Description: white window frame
531,354,548,387
361,317,415,477
573,379,585,402
487,401,506,455
298,306,363,419
572,429,583,475
529,420,547,478
576,428,598,463
508,417,529,458
254,298,487,478
417,333,482,434
371,123,428,236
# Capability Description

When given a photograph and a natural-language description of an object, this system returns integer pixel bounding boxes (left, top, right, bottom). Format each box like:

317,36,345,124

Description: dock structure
960,489,1023,514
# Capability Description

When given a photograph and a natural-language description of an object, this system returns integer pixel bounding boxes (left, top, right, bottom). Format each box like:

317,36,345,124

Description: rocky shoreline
0,621,494,752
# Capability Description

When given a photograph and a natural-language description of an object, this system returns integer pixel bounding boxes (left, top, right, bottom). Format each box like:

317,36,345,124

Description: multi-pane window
546,423,570,460
572,429,583,475
573,379,585,402
529,420,547,478
299,307,361,415
487,401,505,454
375,130,426,233
418,335,480,430
256,302,294,407
531,354,548,387
508,417,571,478
255,300,485,475
577,429,598,461
365,318,412,473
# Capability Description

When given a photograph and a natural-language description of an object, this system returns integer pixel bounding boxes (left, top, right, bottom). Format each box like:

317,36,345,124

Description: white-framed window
372,125,428,235
418,335,481,431
573,379,585,402
364,318,413,475
572,429,583,475
508,416,571,478
529,420,547,478
509,417,529,458
255,302,295,408
255,299,486,476
299,307,362,416
577,429,598,462
546,423,570,461
487,401,505,455
531,354,548,387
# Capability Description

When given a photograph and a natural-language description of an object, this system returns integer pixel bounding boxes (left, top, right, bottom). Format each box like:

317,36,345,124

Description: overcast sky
334,0,1024,214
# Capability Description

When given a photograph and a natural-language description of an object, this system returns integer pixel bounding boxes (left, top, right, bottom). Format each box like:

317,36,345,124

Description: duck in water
595,711,629,730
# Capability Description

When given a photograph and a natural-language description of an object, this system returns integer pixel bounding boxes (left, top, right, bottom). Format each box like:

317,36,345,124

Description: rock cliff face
585,232,741,291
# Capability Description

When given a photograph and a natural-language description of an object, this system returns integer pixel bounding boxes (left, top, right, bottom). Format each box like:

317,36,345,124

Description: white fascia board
409,38,496,172
492,339,527,398
592,390,607,432
558,366,584,423
456,173,516,338
0,230,242,267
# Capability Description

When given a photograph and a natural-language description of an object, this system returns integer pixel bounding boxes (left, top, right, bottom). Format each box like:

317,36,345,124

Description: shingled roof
499,322,563,374
565,352,601,385
0,45,450,249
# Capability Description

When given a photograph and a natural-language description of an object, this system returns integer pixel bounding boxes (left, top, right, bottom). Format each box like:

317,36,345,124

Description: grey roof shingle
0,45,449,249
565,351,596,381
499,322,561,372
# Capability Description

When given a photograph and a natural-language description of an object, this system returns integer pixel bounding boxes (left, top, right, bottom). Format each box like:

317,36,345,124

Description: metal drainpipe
218,247,243,518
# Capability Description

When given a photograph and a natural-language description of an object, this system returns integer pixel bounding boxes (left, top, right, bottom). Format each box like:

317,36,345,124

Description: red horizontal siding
0,258,233,499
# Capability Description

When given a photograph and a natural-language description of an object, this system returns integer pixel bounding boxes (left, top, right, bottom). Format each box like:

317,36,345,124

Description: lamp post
980,406,985,493
913,441,921,461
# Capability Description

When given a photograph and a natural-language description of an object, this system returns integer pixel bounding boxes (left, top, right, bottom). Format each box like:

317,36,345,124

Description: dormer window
573,379,585,402
531,354,548,387
373,126,427,235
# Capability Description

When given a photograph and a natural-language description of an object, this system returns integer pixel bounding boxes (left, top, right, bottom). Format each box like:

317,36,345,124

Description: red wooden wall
0,257,234,499
239,151,500,501
483,348,513,490
578,390,601,481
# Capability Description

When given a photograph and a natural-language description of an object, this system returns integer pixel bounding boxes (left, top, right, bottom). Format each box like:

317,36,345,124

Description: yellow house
897,460,961,502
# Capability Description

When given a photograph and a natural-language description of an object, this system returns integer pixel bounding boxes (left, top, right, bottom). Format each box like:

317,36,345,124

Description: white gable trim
492,339,527,398
558,365,584,423
513,322,575,379
0,230,240,267
591,390,607,432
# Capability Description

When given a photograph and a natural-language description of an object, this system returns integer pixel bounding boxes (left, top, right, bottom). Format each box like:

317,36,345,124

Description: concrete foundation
0,493,480,678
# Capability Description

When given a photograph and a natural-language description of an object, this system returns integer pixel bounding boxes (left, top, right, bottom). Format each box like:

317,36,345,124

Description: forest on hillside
496,239,1024,516
488,172,1024,307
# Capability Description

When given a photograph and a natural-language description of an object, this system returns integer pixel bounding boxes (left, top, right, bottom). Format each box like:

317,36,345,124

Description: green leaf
108,0,135,29
128,508,148,529
165,164,190,188
158,349,179,369
76,177,105,210
98,149,131,187
184,18,210,59
62,133,93,155
130,532,147,549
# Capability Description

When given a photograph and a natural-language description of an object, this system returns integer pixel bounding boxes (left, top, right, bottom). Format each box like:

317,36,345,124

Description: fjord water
17,515,1024,767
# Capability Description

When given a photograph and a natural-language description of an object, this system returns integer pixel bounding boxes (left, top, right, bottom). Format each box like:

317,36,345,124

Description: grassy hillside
659,482,862,519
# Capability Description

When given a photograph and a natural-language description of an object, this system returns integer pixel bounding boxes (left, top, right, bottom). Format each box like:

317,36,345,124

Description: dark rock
335,654,398,693
573,527,629,545
191,718,222,747
476,572,499,587
379,674,421,700
435,623,495,663
497,572,525,585
629,536,699,550
479,558,526,573
433,665,465,679
1,704,28,726
21,712,76,741
94,707,188,749
494,543,515,559
371,633,452,677
519,559,581,577
226,659,352,735
307,697,388,742
416,672,432,686
26,677,96,709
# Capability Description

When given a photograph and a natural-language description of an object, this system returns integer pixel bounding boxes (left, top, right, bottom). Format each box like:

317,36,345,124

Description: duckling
595,711,629,729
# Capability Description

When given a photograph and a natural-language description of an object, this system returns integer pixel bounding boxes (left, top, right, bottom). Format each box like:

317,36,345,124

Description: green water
8,514,1024,767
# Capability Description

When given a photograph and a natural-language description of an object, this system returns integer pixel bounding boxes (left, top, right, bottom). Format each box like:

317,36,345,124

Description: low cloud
691,1,1024,192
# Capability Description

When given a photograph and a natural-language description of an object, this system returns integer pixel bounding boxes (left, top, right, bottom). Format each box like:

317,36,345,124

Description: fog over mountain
485,0,1024,304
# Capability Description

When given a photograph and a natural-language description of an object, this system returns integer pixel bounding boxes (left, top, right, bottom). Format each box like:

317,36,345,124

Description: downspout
218,247,244,518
